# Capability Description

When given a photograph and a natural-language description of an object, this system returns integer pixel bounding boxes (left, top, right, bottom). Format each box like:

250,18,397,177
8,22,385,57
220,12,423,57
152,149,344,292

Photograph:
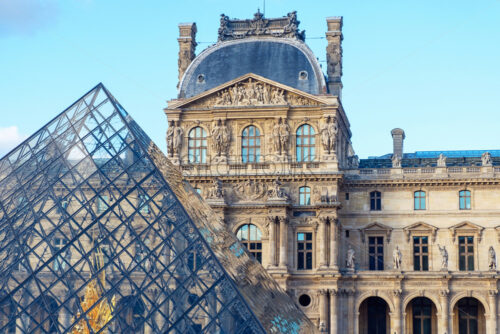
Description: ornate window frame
403,222,438,243
359,222,392,270
450,221,483,271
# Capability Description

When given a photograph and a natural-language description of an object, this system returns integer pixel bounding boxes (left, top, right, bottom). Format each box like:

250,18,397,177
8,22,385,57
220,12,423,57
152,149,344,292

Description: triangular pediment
450,221,484,242
403,222,438,242
169,73,330,109
360,222,393,243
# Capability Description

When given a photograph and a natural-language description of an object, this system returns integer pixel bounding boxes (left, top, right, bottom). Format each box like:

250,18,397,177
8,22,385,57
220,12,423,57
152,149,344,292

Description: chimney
177,22,197,87
391,128,405,158
325,16,343,98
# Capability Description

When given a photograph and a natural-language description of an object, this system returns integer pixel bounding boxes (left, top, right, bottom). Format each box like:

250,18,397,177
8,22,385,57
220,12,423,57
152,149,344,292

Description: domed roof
179,38,326,98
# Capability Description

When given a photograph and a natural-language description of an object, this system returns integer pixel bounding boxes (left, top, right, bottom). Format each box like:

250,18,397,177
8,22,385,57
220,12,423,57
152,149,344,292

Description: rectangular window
297,232,313,270
414,191,426,210
459,190,471,210
459,236,474,271
53,237,67,271
370,191,381,211
413,236,429,271
368,236,384,270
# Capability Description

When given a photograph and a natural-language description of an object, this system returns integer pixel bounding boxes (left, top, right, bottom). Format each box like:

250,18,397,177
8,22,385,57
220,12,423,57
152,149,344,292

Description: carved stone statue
438,244,448,271
482,152,492,166
207,178,224,199
489,246,497,271
392,154,402,168
166,120,175,157
320,116,338,155
211,119,231,157
393,245,402,270
172,121,183,156
346,245,355,270
271,117,290,155
437,153,447,167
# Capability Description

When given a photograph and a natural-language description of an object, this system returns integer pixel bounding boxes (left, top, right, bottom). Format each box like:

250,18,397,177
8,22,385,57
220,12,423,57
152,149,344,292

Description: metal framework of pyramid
0,84,317,334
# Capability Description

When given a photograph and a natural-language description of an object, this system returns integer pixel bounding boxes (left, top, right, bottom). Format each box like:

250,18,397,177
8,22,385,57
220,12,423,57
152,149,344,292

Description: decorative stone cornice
359,222,393,243
449,221,484,243
403,222,438,242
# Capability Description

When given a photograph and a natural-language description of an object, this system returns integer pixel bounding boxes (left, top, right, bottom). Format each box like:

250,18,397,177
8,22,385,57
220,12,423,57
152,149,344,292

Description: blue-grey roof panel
180,39,324,98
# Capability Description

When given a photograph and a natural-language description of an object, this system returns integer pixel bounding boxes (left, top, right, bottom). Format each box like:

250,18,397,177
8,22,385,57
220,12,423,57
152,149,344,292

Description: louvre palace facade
164,11,500,334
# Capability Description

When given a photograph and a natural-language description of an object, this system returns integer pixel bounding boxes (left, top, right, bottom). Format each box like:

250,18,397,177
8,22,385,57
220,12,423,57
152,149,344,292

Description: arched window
370,191,382,211
414,191,426,210
241,126,261,163
296,124,315,162
116,295,145,334
236,224,262,263
299,186,311,205
459,190,471,210
188,127,207,164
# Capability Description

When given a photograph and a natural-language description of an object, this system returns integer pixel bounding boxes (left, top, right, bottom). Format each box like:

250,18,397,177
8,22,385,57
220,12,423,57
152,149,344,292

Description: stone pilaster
278,216,288,269
488,290,497,334
329,289,338,334
391,289,402,334
319,217,328,268
329,218,338,270
347,290,355,334
439,289,450,334
267,216,277,267
318,289,328,332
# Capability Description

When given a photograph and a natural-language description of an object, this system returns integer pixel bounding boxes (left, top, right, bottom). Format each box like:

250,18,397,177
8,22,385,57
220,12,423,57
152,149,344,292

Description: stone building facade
165,12,500,334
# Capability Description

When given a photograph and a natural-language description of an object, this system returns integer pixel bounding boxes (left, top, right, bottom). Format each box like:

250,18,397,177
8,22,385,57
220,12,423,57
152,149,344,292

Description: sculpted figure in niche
166,120,175,157
393,245,402,270
207,178,224,199
437,153,447,167
272,117,290,155
438,244,448,270
482,151,492,166
268,177,287,199
346,245,355,269
211,119,230,157
489,246,497,271
391,154,402,168
320,116,338,155
171,121,183,156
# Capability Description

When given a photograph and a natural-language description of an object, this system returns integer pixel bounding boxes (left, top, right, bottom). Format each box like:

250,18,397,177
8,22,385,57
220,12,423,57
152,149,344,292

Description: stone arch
293,121,318,135
356,291,395,313
403,291,442,315
450,291,490,316
232,220,264,239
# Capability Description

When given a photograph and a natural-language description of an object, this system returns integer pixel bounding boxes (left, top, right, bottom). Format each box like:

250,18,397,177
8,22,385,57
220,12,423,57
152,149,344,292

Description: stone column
347,290,355,334
439,290,449,334
278,217,288,268
319,218,328,268
488,290,497,334
318,289,328,332
392,290,402,334
329,289,338,334
267,216,277,267
329,218,338,270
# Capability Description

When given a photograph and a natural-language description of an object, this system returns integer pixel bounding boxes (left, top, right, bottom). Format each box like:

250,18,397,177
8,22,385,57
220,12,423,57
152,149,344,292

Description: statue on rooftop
481,152,492,166
437,153,447,167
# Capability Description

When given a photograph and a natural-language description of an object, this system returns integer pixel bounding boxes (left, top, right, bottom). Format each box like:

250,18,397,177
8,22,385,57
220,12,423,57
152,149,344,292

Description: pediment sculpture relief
185,78,322,108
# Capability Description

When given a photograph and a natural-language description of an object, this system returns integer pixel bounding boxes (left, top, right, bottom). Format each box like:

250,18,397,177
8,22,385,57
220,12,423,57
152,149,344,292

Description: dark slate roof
360,150,500,168
179,38,326,98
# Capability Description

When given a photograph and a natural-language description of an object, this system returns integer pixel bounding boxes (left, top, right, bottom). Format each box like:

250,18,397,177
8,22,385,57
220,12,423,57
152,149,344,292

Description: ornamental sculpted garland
185,78,321,109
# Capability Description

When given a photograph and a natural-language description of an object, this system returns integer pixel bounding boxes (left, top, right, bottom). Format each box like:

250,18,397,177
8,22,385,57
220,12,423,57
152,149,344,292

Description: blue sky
1,0,499,158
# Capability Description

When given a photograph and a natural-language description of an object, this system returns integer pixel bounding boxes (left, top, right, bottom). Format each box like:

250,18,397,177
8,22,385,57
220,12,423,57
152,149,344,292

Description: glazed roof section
360,150,500,168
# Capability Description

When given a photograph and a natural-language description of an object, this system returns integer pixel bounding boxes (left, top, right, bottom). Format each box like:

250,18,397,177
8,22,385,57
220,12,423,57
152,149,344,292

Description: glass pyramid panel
0,84,317,333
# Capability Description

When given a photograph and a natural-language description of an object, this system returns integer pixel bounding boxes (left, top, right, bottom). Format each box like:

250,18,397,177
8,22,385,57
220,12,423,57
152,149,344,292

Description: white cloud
0,126,27,157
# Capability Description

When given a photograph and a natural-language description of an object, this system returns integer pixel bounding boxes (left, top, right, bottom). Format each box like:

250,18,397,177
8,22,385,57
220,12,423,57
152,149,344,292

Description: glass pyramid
0,84,317,334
